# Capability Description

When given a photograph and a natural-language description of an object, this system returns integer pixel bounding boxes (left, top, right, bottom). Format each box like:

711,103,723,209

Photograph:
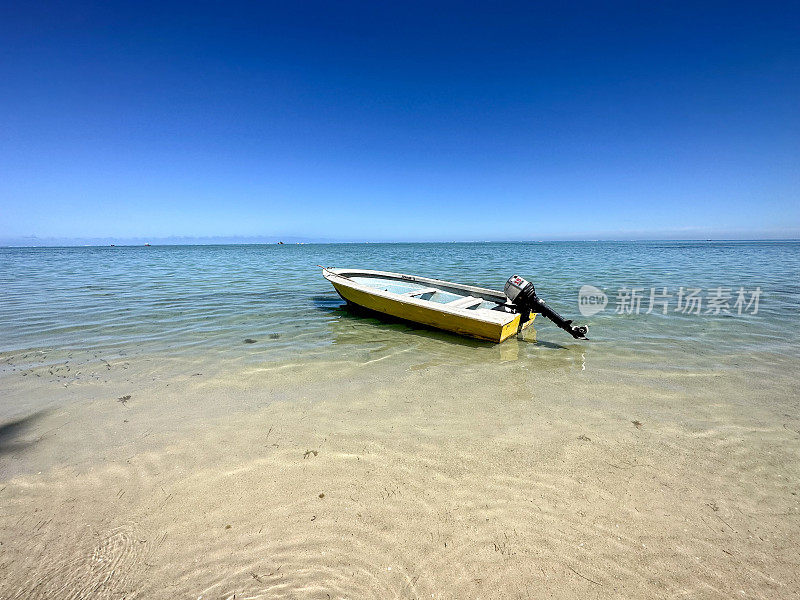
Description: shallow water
1,241,798,380
1,242,798,598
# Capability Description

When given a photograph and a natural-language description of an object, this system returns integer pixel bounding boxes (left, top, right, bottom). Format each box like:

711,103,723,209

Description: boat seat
402,287,438,297
447,296,483,309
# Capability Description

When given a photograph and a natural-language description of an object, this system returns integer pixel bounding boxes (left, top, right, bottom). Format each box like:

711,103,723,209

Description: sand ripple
3,523,146,600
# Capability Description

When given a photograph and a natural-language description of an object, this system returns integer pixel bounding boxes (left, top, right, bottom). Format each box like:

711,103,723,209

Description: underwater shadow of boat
0,409,51,455
311,294,570,350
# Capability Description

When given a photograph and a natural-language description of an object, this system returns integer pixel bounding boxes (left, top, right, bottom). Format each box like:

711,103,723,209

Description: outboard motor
504,275,589,340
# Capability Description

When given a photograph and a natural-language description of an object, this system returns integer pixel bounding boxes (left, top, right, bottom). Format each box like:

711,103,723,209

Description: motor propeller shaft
504,275,589,340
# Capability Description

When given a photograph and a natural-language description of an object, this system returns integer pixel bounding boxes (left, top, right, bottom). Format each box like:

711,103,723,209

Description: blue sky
1,1,798,243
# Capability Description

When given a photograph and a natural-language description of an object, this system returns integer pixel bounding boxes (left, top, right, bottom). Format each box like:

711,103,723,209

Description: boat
321,268,588,343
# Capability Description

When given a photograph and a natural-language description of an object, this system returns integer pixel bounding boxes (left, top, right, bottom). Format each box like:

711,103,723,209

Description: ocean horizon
3,236,800,248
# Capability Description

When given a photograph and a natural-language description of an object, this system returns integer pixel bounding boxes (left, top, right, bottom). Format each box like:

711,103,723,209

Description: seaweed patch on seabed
118,395,131,405
244,338,258,344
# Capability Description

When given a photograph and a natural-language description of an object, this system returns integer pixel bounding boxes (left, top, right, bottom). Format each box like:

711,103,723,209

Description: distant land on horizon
2,231,799,247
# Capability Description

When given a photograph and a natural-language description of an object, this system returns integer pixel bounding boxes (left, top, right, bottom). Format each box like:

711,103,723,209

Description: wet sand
1,350,798,599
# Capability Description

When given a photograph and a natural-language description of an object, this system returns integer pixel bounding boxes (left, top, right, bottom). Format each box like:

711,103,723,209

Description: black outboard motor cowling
504,275,588,340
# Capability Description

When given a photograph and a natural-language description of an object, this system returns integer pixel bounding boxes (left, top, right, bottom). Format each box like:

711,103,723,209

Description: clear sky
1,1,798,243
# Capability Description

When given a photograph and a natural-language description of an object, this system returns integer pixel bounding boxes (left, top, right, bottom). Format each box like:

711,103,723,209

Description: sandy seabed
0,348,798,599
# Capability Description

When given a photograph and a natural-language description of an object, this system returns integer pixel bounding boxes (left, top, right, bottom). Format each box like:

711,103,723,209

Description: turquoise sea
1,241,798,378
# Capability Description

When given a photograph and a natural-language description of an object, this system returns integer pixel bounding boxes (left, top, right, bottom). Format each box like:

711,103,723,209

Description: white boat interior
344,274,516,315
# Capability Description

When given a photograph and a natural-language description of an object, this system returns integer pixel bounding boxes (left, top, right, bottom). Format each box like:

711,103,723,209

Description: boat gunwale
322,268,516,326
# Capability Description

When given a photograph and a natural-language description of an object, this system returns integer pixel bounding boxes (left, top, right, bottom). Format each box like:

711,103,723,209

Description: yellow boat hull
330,280,534,343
